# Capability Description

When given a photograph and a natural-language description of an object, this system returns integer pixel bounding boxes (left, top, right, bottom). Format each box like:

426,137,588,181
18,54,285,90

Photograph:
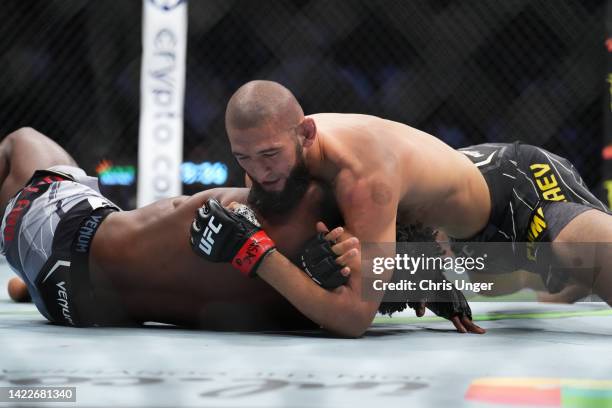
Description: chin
268,181,287,192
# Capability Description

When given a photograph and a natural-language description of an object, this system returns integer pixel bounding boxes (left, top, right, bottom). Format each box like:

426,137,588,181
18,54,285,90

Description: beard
247,145,311,221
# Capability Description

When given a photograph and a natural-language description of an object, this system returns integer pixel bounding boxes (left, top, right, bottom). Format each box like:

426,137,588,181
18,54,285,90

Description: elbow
346,309,373,338
326,308,372,339
339,324,368,339
325,325,364,339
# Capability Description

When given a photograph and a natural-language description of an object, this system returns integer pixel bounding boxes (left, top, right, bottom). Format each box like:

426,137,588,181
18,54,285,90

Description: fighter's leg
0,127,76,213
1,127,76,303
551,209,612,305
514,145,612,303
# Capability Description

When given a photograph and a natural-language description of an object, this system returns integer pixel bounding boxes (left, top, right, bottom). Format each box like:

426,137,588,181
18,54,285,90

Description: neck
304,133,325,178
305,131,341,182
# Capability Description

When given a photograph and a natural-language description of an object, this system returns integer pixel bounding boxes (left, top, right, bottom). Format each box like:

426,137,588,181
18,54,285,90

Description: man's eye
263,152,277,158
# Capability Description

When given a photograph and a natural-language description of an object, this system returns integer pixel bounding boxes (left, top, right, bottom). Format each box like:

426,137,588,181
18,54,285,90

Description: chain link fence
0,0,606,208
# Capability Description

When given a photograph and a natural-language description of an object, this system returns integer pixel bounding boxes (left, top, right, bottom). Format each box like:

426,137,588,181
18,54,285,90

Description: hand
316,222,361,275
408,271,486,334
296,222,359,289
409,287,486,334
190,198,276,277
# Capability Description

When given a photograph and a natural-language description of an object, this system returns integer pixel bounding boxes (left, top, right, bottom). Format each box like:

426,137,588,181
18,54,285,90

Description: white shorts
0,166,120,325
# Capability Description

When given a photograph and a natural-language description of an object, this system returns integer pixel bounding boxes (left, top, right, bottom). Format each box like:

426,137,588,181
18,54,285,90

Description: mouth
261,179,282,189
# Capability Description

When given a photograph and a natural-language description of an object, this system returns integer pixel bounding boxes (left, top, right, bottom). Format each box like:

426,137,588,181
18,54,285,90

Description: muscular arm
256,246,369,337
189,187,375,337
251,171,397,337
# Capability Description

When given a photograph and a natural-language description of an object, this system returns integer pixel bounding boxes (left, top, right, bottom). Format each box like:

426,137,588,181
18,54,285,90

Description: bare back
89,185,333,329
308,113,491,239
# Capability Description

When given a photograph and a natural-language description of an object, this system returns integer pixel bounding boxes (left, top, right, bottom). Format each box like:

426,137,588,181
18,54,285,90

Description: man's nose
252,161,272,181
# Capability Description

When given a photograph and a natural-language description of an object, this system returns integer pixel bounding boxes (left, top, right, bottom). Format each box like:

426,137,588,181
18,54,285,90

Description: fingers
226,201,239,211
195,198,222,228
192,219,201,233
331,235,358,277
450,315,486,334
461,316,486,334
316,221,330,234
335,247,358,268
331,236,358,255
324,226,344,243
197,207,207,221
450,315,468,333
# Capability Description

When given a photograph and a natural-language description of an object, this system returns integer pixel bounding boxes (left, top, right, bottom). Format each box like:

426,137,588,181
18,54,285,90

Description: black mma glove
296,233,348,290
190,198,276,277
409,288,473,320
408,270,472,320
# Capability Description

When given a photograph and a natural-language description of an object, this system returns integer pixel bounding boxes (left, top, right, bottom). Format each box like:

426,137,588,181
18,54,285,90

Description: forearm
256,251,374,337
188,198,377,337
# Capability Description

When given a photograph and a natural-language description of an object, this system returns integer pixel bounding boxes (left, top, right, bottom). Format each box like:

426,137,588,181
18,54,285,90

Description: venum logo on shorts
75,215,103,253
40,260,74,326
198,216,222,255
56,281,74,326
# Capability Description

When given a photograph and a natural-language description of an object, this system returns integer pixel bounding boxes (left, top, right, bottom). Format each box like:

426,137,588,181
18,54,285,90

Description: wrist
231,230,276,277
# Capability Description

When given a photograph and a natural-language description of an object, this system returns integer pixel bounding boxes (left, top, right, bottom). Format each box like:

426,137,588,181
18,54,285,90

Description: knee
3,128,39,149
7,127,45,142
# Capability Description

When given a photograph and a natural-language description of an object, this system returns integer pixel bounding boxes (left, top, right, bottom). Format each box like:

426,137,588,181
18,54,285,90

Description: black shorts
37,203,118,326
455,142,611,290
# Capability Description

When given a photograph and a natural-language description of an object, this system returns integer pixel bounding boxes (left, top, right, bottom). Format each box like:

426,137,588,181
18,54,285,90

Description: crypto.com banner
137,0,187,207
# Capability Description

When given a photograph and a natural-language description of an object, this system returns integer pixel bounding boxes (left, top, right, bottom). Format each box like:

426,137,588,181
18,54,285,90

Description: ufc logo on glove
198,216,222,255
190,199,276,277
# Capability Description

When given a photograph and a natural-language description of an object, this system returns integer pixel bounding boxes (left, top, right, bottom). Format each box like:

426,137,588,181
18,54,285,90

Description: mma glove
295,232,348,290
408,289,473,321
189,198,276,277
408,271,473,320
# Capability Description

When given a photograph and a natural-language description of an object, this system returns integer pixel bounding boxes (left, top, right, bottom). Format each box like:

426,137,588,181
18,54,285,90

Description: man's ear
300,117,317,148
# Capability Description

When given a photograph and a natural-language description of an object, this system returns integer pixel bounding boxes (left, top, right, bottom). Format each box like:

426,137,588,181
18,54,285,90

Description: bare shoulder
314,113,405,164
308,113,384,136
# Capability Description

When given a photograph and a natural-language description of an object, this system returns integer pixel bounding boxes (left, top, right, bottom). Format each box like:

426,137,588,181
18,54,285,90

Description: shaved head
226,81,318,205
226,80,303,131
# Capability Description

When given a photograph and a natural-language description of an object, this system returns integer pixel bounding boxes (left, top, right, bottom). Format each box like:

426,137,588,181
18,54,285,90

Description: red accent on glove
231,230,276,277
